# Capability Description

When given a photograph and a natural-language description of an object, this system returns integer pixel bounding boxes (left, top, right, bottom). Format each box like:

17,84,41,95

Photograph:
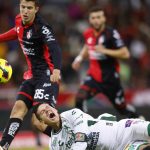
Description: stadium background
0,0,150,149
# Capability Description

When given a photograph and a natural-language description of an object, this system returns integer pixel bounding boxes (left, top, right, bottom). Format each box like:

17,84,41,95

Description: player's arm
95,29,130,59
41,25,61,83
72,44,88,71
66,109,90,150
0,27,18,42
95,45,130,59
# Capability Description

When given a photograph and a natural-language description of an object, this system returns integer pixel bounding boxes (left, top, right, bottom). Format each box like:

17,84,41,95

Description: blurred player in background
31,124,43,150
0,0,61,149
33,103,150,150
72,6,142,118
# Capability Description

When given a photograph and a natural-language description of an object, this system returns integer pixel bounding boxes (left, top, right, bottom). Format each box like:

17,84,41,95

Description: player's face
20,0,39,25
37,104,60,126
89,11,106,31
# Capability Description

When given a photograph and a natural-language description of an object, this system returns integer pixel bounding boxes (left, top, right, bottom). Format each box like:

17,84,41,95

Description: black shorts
79,74,125,107
16,76,59,110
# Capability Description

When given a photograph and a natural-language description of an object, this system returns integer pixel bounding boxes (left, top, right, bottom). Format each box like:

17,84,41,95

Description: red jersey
83,26,125,82
0,14,61,80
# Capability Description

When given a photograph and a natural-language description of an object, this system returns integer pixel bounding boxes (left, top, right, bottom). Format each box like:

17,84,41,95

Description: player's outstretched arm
0,27,18,42
41,25,61,83
72,45,88,71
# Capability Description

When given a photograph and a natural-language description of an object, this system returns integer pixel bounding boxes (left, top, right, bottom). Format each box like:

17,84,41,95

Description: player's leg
75,76,98,112
103,79,140,118
0,79,34,150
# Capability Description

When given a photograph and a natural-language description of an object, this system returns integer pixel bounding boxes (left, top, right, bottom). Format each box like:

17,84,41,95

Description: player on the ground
0,0,61,149
33,103,150,150
72,6,140,118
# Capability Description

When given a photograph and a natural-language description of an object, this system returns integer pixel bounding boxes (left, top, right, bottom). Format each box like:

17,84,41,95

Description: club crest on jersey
98,35,105,44
26,30,32,39
87,37,94,44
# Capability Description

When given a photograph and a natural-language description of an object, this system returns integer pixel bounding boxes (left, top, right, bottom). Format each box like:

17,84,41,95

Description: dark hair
32,102,55,120
20,0,40,7
88,6,104,14
33,103,41,114
143,146,150,150
32,103,43,120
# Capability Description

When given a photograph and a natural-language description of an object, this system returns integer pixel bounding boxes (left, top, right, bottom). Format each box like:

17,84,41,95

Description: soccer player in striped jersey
0,0,61,149
72,6,142,119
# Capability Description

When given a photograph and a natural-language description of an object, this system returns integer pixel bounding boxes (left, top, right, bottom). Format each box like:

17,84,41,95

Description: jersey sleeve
63,108,91,150
0,27,18,42
111,29,125,49
40,25,61,70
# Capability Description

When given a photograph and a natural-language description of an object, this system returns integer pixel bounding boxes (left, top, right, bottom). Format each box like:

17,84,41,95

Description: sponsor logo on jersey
87,37,94,44
21,44,35,55
42,26,55,41
43,83,51,87
75,132,87,142
125,120,133,128
88,132,99,150
106,122,113,126
26,30,32,39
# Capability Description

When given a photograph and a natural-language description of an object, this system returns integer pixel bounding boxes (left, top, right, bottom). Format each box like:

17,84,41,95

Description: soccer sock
43,126,52,137
0,118,22,150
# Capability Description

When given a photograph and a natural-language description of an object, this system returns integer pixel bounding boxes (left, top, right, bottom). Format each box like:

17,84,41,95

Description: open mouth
23,15,28,19
49,113,55,119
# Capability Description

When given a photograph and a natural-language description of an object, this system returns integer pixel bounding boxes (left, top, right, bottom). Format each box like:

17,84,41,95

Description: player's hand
72,55,82,71
95,44,106,53
50,69,61,83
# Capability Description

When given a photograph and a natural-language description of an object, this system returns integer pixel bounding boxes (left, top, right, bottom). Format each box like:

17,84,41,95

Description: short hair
32,102,55,120
143,146,150,150
32,103,43,120
88,6,104,14
20,0,40,7
33,103,41,114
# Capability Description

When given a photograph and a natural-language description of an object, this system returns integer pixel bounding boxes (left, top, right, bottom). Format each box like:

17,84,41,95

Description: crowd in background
0,0,150,108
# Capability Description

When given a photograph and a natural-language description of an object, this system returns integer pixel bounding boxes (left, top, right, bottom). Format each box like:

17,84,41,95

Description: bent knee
10,100,28,119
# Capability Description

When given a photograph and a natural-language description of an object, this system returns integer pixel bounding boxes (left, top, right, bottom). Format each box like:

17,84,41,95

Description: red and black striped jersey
83,26,125,82
0,14,61,80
